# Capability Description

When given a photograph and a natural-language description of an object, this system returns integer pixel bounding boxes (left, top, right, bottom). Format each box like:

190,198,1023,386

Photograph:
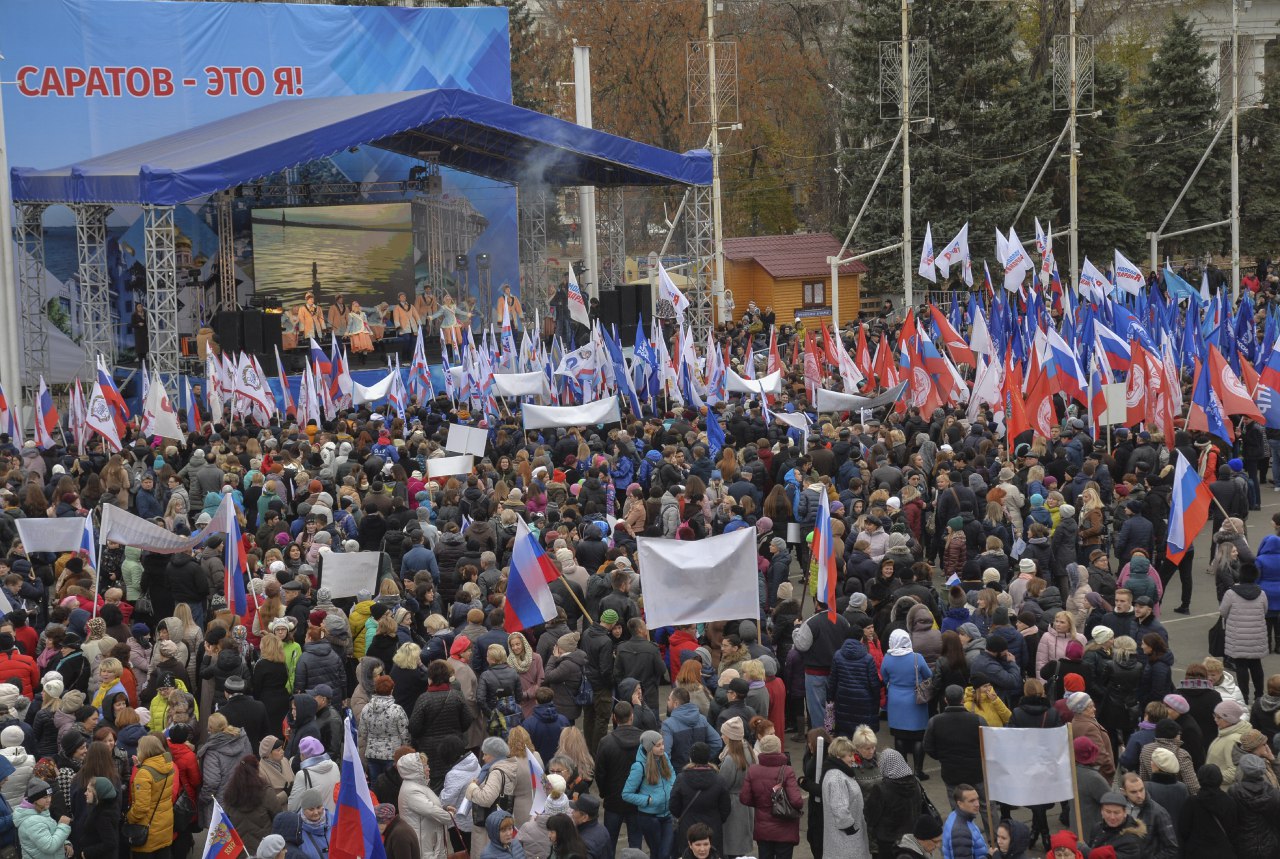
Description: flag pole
1067,723,1084,840
555,569,594,625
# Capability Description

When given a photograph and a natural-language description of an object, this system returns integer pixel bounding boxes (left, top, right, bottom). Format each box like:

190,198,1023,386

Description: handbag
135,591,154,616
1208,617,1226,658
770,765,801,819
125,768,171,847
446,813,469,859
913,656,932,705
471,769,513,827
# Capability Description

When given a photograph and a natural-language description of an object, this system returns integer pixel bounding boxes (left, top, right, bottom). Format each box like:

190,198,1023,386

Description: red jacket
667,629,700,675
0,649,40,697
738,752,804,843
764,676,787,735
168,740,201,807
12,627,37,660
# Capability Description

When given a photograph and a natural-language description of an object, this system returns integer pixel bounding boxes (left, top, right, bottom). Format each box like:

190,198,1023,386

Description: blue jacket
661,702,722,772
1256,534,1280,608
942,809,988,859
523,704,570,765
828,638,882,734
610,454,635,487
621,747,674,817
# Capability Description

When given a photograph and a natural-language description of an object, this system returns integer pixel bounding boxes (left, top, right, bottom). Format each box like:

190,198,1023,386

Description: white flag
84,380,122,453
566,266,592,328
936,222,969,280
142,370,184,441
1113,249,1145,296
657,261,690,316
1034,217,1047,256
1002,227,1033,293
969,305,992,356
1080,256,1110,301
917,222,937,283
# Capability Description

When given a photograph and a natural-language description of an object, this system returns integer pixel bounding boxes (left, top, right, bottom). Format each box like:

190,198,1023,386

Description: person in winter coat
395,752,453,859
992,818,1031,859
465,737,522,853
828,627,883,735
1137,635,1176,709
284,693,321,764
292,626,346,699
862,749,922,859
14,778,72,859
478,645,522,717
523,688,571,766
198,714,254,828
1227,754,1280,859
360,675,410,783
1036,612,1087,680
668,741,730,854
737,733,802,855
1086,792,1147,859
258,736,295,811
376,803,420,859
1220,563,1271,702
0,725,33,807
542,636,587,724
1178,764,1238,859
621,732,675,859
70,775,119,859
1050,505,1080,592
125,735,176,855
408,659,471,764
289,736,340,813
479,808,526,859
881,630,932,775
822,736,873,859
221,758,284,856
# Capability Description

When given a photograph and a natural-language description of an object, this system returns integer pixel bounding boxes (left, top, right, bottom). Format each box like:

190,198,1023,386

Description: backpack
573,670,594,707
488,687,523,738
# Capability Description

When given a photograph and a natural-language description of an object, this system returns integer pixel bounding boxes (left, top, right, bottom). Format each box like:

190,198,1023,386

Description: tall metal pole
706,0,727,323
1231,0,1241,301
1068,0,1080,292
573,46,599,300
900,0,913,307
0,71,22,421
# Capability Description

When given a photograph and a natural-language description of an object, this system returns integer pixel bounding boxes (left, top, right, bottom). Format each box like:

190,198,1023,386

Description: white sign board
636,529,759,628
318,551,383,600
427,455,476,479
981,726,1074,805
1101,382,1128,426
446,423,489,457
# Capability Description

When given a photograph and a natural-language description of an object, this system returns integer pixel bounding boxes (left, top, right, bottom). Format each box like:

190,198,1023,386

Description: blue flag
705,408,726,458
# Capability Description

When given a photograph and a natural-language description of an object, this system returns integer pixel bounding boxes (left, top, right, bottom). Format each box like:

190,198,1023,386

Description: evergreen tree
1126,14,1226,258
837,0,1054,296
1239,64,1280,256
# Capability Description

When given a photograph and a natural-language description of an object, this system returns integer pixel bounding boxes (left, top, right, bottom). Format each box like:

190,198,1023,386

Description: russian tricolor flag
1167,451,1213,564
1094,320,1132,373
333,716,387,859
222,502,249,618
183,377,202,434
504,518,560,633
814,491,837,622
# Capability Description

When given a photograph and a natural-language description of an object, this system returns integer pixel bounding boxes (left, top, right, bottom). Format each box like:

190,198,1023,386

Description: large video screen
251,203,415,310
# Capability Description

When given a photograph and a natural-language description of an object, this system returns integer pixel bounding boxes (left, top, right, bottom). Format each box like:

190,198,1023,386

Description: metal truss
684,185,714,342
687,40,739,126
518,187,550,331
215,192,237,314
597,187,626,293
72,204,115,368
143,205,180,390
15,204,49,386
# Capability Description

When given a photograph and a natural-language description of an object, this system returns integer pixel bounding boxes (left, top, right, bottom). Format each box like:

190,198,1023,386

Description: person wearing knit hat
599,609,620,627
776,581,794,602
1090,626,1114,645
543,773,572,816
720,716,745,743
1047,831,1084,859
1149,746,1179,775
946,516,964,533
981,568,1000,585
1063,674,1086,695
1059,504,1075,519
957,622,982,642
1161,694,1189,715
1066,692,1092,714
256,834,287,859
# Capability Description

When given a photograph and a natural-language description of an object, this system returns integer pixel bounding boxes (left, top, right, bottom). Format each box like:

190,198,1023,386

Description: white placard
981,726,1074,805
446,423,489,457
492,371,551,400
636,528,759,628
522,397,621,430
1101,382,1128,426
317,551,383,599
726,369,782,395
14,518,88,554
427,455,475,478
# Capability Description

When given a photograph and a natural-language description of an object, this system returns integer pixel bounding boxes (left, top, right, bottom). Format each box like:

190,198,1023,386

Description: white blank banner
353,373,394,405
15,518,87,553
636,529,759,628
981,726,1074,805
522,397,621,430
318,551,383,599
492,372,550,400
726,369,781,396
427,455,475,478
446,423,489,457
815,381,909,413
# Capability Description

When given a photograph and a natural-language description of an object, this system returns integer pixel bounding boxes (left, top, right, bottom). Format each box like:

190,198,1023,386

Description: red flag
855,324,872,379
1239,350,1261,399
1208,348,1264,422
803,331,822,401
1026,364,1055,439
767,327,784,376
1125,338,1149,428
1004,353,1030,442
908,346,943,417
873,334,900,392
927,303,976,366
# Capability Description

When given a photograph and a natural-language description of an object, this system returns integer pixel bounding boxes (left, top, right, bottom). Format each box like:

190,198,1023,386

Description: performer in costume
346,301,375,355
391,291,421,336
281,306,301,350
415,288,438,337
429,294,470,347
495,283,523,328
328,294,350,335
297,292,326,340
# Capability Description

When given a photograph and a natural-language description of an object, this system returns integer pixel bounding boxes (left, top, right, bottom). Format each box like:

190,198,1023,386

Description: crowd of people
0,306,1279,859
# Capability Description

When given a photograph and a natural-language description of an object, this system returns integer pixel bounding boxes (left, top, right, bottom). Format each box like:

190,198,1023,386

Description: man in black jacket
1209,463,1249,538
923,685,988,801
613,619,668,711
166,550,210,627
581,611,619,754
593,702,644,854
282,580,313,644
217,674,269,749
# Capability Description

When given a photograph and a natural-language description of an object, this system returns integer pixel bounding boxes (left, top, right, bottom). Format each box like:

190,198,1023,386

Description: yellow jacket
964,686,1011,727
127,755,176,853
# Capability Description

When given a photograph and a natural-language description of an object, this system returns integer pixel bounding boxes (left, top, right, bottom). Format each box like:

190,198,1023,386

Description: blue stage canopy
10,88,712,205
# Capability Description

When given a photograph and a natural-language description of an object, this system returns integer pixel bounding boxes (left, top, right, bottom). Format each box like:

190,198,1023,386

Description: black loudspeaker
261,311,283,366
214,310,241,354
595,284,653,331
241,308,264,354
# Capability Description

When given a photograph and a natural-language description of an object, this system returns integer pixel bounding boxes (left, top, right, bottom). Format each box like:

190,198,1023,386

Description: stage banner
1,0,519,365
726,370,782,396
318,551,383,600
981,726,1074,805
636,529,759,628
492,372,551,400
446,423,489,457
815,381,909,413
522,398,621,430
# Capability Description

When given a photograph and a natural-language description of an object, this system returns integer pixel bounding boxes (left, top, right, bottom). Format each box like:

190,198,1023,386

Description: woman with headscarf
506,633,544,720
258,735,294,809
350,656,384,726
880,628,932,778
